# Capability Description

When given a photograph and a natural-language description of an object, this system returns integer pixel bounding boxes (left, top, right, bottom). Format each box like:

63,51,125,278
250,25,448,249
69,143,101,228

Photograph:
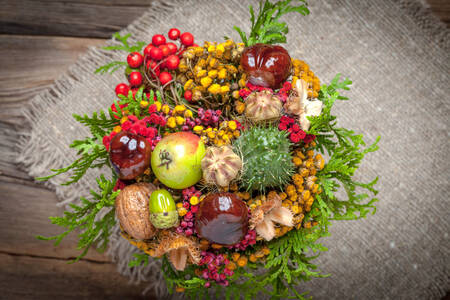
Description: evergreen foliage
37,175,119,262
234,0,309,46
95,33,146,74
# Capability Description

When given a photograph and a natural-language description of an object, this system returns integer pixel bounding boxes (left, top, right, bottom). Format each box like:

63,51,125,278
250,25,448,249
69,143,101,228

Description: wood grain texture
428,0,450,24
0,35,105,126
0,253,147,299
0,0,154,38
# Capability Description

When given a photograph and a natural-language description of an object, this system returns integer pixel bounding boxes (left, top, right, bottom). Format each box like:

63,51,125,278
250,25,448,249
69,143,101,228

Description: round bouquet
39,1,379,298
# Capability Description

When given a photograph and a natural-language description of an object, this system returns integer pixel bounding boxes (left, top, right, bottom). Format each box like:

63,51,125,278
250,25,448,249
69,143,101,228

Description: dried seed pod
201,146,242,187
115,182,157,240
245,90,282,122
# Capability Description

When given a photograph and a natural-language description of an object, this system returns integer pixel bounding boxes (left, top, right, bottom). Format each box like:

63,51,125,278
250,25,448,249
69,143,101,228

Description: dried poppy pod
115,182,157,240
245,90,282,122
201,146,242,187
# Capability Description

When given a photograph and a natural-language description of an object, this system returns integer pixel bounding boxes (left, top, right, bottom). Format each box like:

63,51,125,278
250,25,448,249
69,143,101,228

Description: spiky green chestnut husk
233,126,294,192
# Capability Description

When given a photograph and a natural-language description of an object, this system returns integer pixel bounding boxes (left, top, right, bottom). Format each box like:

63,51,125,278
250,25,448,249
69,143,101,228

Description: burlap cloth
16,0,449,299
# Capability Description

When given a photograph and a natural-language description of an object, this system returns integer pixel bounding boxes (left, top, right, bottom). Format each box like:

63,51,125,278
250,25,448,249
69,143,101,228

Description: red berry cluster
113,179,127,191
227,229,256,251
113,28,196,97
238,81,273,99
102,115,162,151
176,187,201,236
277,81,292,102
143,29,195,86
278,115,315,144
196,108,222,126
199,252,233,287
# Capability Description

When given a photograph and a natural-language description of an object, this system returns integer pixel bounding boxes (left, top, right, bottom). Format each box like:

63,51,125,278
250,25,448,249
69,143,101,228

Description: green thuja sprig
37,137,109,185
37,109,117,185
234,0,309,46
37,175,119,262
129,253,150,267
308,73,379,221
95,32,146,74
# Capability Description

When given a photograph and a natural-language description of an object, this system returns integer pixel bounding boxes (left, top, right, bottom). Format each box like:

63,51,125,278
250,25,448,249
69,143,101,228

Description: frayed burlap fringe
16,0,449,299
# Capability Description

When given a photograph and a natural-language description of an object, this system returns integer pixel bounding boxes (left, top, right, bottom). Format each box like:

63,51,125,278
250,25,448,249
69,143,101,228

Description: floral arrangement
38,1,380,299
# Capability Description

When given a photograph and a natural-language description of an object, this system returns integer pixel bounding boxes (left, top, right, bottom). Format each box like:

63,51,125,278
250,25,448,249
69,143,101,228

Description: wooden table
0,1,448,299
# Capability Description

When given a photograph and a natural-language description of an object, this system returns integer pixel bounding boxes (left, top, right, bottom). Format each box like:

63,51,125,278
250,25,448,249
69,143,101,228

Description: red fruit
115,83,130,96
184,90,193,102
159,45,170,57
195,192,248,245
109,131,152,180
166,55,180,70
127,52,143,68
166,42,178,55
180,32,194,46
143,44,154,57
159,72,172,85
147,60,160,77
128,71,143,86
149,47,163,61
240,43,291,89
168,28,180,40
152,34,166,46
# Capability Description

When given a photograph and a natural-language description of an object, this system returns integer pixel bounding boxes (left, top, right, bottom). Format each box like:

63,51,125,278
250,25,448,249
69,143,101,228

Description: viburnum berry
126,52,143,68
166,42,177,55
159,45,170,57
115,83,129,96
168,28,180,40
165,55,180,70
143,44,154,57
180,32,194,46
159,72,172,85
128,71,143,86
184,90,193,102
149,47,163,61
152,34,166,46
146,60,160,77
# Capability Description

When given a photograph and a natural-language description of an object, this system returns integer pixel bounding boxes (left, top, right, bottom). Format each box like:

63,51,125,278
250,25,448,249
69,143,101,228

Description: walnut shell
245,90,282,122
115,182,157,240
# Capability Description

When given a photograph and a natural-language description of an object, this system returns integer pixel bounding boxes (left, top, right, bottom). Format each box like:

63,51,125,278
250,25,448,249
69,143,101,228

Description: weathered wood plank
0,253,150,299
0,176,112,262
0,0,153,38
0,35,105,126
428,0,450,24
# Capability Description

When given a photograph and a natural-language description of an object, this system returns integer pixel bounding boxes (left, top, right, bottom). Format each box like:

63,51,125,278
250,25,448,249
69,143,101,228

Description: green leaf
129,253,150,267
235,0,310,46
37,175,119,262
95,32,146,75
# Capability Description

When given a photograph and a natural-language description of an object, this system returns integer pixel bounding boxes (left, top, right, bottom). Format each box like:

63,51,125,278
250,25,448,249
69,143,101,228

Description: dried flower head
285,79,323,131
249,193,293,241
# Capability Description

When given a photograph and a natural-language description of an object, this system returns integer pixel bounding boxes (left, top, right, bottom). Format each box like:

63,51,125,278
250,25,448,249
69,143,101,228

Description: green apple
151,132,205,189
149,189,178,229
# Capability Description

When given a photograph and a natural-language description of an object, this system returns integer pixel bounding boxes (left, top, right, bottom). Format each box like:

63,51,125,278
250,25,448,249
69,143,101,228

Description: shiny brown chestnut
109,131,151,180
240,43,291,89
195,192,248,245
